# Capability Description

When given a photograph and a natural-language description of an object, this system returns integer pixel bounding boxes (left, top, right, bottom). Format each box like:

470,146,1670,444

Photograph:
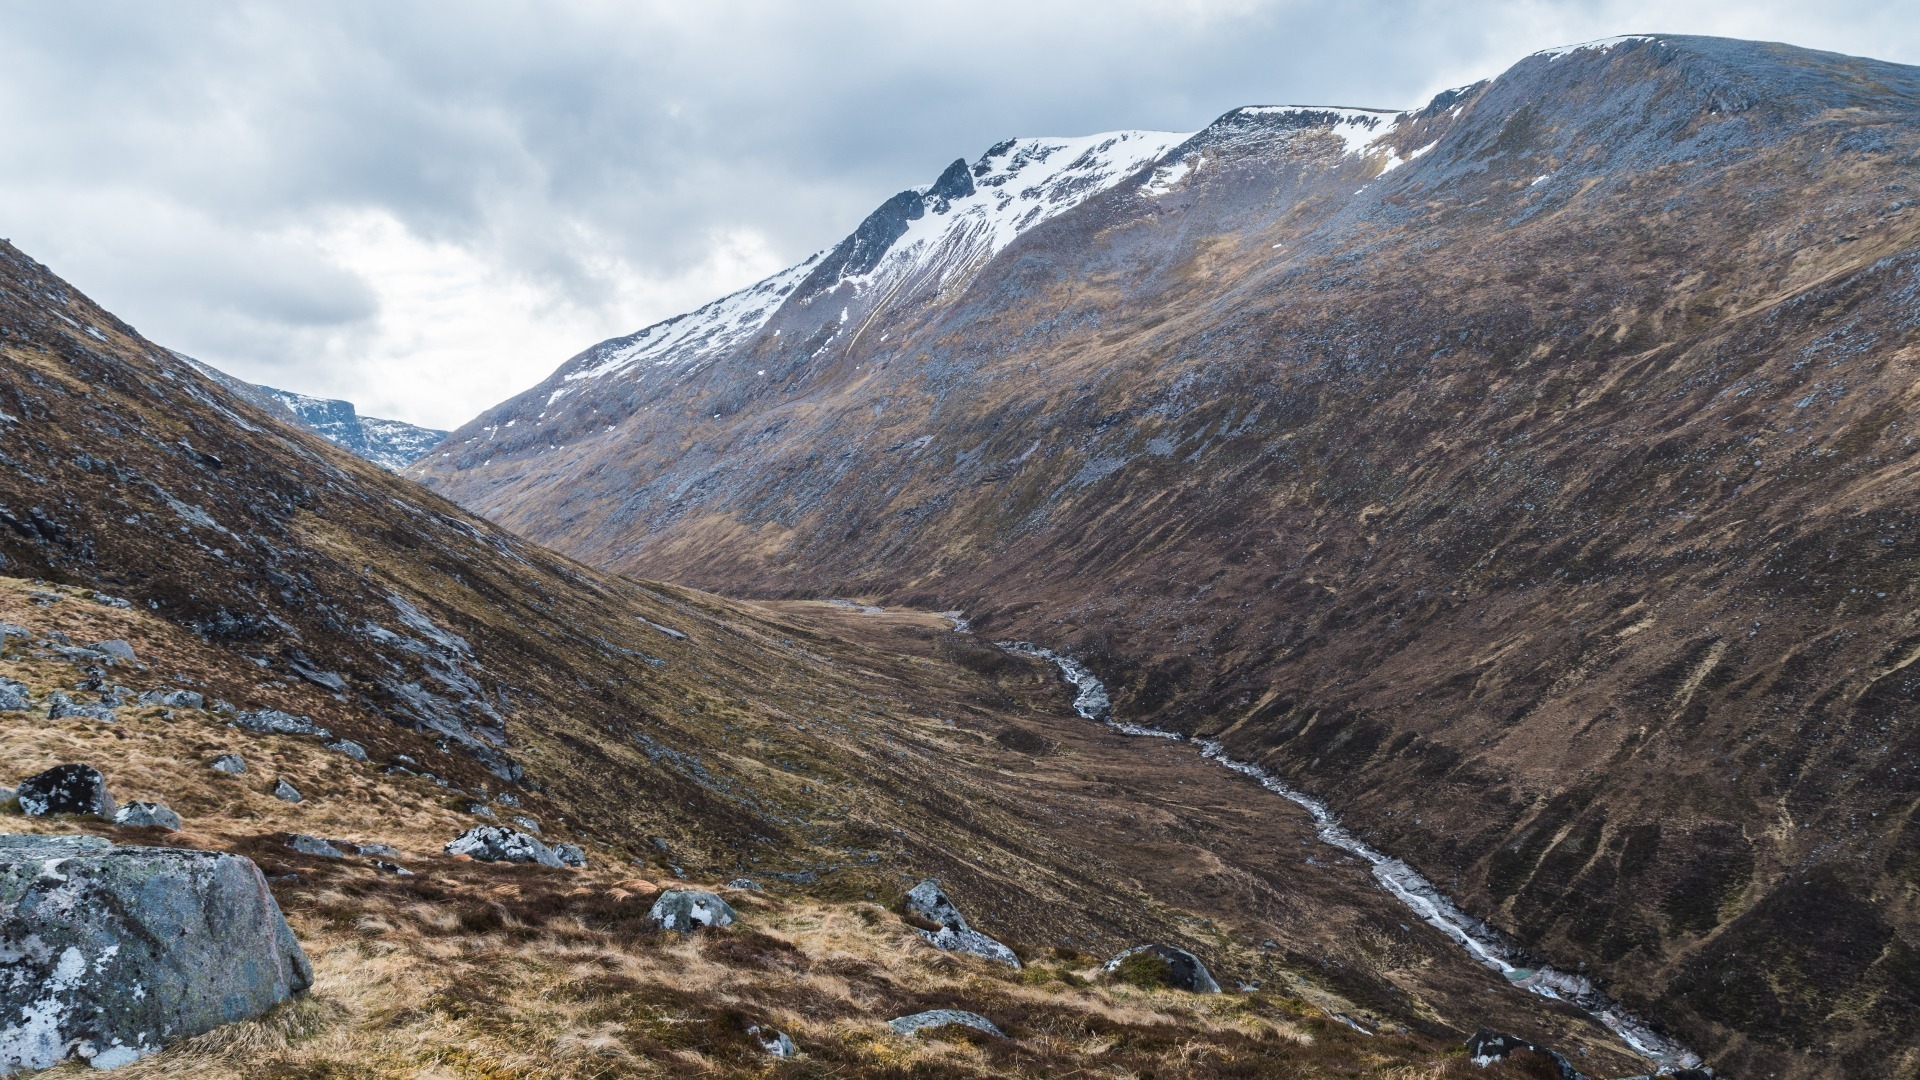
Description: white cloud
0,0,1912,429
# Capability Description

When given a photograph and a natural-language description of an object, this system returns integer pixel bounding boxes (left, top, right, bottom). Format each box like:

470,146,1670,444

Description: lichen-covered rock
553,843,586,868
209,754,248,775
509,815,541,834
0,834,311,1073
231,710,331,739
113,802,182,831
648,889,736,932
1103,944,1222,993
904,879,1020,968
16,765,115,819
443,825,568,868
1464,1029,1589,1079
270,779,302,803
887,1010,1005,1038
0,686,27,713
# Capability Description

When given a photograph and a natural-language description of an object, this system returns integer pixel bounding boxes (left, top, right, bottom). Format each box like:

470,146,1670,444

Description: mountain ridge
417,33,1920,1078
179,354,446,470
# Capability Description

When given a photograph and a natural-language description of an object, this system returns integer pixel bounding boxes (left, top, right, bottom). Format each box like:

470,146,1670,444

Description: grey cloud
0,0,1913,426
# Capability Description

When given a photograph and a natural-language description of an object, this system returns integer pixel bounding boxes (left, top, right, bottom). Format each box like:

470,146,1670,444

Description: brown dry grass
1,579,1527,1078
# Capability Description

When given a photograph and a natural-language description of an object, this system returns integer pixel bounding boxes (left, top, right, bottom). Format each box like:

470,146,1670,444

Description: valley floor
4,581,1647,1077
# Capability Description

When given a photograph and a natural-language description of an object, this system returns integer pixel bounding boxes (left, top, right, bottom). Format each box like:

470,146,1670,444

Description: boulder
648,889,737,933
510,815,541,834
138,689,204,710
887,1010,1004,1038
1464,1029,1588,1080
904,879,1020,968
0,834,311,1072
231,710,331,739
270,779,302,803
553,843,587,868
16,765,115,819
46,697,116,723
1103,945,1222,993
748,1023,797,1057
209,753,248,775
443,825,568,868
463,801,498,819
87,640,136,664
113,802,182,831
285,834,345,859
324,740,368,762
0,681,27,712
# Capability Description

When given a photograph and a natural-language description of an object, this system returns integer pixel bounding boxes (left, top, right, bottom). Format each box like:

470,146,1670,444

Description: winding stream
997,640,1703,1074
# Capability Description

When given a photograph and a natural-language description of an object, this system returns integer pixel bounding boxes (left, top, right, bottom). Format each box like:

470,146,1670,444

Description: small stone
47,697,118,722
324,739,369,762
209,754,248,775
17,763,117,818
0,688,28,712
113,801,183,831
648,890,737,933
553,843,586,868
887,1010,1005,1038
350,842,400,857
371,861,414,876
463,801,497,819
285,834,345,859
271,779,302,803
747,1023,797,1057
726,878,762,891
510,815,541,834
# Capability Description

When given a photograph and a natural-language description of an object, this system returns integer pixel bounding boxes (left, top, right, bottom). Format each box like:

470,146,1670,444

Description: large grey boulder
443,825,568,868
648,890,737,933
1103,944,1222,993
16,765,115,819
904,879,1020,968
0,834,312,1072
887,1010,1005,1038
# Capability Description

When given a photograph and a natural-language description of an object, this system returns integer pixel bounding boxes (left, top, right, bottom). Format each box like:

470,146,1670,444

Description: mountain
417,35,1920,1078
179,354,447,469
0,241,1675,1073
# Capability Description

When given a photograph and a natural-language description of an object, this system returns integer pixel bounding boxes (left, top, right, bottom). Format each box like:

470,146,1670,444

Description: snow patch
1533,35,1655,60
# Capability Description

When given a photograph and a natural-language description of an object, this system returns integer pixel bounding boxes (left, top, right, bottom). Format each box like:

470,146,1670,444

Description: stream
997,640,1704,1075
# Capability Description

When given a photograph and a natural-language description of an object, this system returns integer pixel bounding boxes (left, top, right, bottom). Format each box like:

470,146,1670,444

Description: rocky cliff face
179,355,446,469
416,35,1920,1078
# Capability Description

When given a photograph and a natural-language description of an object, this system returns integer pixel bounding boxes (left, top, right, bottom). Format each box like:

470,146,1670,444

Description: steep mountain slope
0,242,1661,1073
418,35,1920,1078
180,354,446,468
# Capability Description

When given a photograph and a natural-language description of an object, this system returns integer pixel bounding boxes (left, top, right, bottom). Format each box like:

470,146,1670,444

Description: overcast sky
1,1,1912,429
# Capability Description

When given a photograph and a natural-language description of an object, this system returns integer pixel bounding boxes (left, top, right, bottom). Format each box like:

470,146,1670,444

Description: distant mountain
418,35,1920,1078
178,354,446,469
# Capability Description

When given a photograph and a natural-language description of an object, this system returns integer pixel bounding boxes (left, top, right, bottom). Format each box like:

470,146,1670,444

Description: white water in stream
997,641,1704,1075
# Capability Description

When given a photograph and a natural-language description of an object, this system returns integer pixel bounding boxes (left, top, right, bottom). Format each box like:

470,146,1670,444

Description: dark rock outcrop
1464,1029,1590,1080
748,1024,797,1057
232,710,331,739
285,834,345,859
16,765,115,819
0,834,311,1072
